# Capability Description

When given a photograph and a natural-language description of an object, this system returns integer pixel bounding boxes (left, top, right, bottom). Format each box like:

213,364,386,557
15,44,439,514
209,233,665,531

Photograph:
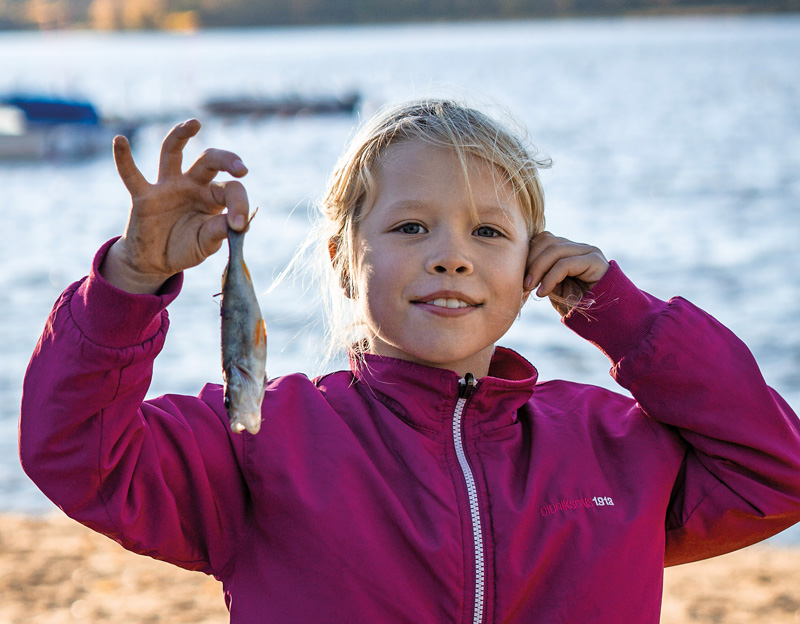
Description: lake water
1,15,799,543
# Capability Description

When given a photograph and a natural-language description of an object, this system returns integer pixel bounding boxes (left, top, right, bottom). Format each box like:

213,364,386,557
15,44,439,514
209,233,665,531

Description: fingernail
524,275,533,289
233,214,245,229
232,159,247,175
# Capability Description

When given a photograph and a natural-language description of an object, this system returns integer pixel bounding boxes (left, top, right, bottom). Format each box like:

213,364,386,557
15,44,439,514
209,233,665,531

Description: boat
0,94,139,161
203,91,360,119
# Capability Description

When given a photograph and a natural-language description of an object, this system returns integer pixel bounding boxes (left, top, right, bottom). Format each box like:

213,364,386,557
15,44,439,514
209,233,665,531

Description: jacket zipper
454,373,484,624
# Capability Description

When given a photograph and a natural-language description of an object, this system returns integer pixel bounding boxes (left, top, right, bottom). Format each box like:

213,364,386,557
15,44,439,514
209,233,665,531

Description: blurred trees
195,0,800,26
0,0,797,30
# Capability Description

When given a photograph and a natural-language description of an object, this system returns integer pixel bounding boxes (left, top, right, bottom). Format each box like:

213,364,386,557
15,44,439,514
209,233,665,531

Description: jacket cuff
562,260,667,364
70,238,183,349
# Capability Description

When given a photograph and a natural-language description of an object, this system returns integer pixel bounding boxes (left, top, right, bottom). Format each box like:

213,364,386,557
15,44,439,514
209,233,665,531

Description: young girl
20,100,800,623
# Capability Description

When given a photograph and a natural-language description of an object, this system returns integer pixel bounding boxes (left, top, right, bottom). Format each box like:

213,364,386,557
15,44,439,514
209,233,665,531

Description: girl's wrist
563,261,665,364
99,240,171,295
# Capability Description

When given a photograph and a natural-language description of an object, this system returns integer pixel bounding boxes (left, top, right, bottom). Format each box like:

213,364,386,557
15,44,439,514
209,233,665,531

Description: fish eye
224,396,231,410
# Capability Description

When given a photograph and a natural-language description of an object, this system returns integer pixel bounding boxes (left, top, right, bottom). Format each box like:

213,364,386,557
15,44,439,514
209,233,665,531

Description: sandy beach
1,511,798,623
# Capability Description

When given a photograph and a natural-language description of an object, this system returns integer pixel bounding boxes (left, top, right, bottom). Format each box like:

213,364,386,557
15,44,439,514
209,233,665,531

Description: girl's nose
425,240,474,275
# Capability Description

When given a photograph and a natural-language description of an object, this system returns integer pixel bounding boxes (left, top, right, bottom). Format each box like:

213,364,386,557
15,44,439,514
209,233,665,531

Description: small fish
221,215,267,434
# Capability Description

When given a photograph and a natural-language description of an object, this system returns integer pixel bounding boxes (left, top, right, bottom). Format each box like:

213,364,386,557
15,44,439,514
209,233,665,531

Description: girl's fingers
536,253,605,297
197,213,229,257
526,232,609,297
209,180,250,231
112,135,149,196
196,183,254,261
158,119,202,181
187,148,248,186
525,233,588,289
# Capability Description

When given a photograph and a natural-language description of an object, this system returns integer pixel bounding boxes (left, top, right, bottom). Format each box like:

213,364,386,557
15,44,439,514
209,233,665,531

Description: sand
1,511,798,623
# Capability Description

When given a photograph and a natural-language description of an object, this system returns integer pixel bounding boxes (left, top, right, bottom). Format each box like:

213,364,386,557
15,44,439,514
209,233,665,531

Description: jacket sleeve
19,239,249,576
564,261,800,566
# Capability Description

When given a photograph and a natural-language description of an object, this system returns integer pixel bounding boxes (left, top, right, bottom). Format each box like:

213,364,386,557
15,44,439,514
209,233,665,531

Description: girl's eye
395,223,426,235
474,225,502,238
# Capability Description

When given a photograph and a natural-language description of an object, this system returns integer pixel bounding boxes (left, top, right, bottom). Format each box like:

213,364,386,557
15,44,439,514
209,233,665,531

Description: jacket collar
349,347,538,434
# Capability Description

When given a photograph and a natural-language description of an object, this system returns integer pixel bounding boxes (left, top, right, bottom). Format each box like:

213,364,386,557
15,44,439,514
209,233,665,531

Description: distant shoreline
0,4,798,33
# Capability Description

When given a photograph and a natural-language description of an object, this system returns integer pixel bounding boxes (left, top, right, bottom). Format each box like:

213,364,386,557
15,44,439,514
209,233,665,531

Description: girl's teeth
431,298,468,308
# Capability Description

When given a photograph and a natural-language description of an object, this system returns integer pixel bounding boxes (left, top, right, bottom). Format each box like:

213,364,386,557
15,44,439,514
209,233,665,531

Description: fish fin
254,319,267,347
226,364,263,393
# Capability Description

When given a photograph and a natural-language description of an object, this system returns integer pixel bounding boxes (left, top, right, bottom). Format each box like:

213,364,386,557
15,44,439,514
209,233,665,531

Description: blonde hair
294,98,551,369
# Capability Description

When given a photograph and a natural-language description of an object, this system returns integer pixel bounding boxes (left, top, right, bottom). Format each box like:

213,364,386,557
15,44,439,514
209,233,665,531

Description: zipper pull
458,372,477,399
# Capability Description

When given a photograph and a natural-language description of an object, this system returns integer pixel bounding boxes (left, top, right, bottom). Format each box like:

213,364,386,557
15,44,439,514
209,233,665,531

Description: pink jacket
20,240,800,623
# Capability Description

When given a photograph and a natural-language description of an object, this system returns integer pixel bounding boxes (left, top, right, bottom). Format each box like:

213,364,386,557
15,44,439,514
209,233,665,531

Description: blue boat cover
2,95,100,125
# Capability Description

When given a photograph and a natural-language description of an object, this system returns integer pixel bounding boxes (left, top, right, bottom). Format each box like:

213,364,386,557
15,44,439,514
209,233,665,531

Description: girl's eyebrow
387,200,512,218
474,204,514,220
386,199,428,212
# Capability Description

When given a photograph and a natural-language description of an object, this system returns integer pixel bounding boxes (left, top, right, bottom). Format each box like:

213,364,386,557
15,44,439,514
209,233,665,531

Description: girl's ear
327,237,338,262
328,236,353,299
517,288,531,318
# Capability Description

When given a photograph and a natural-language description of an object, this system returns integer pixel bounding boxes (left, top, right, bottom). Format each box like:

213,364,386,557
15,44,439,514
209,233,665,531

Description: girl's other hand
100,119,251,294
524,232,610,316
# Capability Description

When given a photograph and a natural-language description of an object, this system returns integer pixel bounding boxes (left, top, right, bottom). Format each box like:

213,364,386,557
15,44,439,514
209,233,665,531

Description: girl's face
352,139,531,379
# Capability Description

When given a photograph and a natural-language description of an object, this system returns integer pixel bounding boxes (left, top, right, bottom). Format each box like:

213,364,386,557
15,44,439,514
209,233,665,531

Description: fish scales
221,224,267,435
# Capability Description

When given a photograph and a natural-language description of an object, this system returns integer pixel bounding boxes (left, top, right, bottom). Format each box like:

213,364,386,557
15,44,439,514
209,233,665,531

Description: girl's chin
368,340,495,377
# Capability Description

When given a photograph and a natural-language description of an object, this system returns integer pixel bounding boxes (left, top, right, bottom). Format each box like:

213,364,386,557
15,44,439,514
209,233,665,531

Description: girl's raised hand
524,232,610,316
100,119,250,294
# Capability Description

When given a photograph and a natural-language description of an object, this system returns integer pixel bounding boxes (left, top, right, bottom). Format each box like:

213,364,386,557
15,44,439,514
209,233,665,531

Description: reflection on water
1,16,799,543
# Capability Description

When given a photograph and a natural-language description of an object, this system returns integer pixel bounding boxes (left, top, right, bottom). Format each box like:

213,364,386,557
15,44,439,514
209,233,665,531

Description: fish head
223,366,265,435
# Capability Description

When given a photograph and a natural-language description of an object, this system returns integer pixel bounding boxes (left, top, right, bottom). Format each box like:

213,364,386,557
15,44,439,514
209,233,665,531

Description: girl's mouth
413,292,482,312
429,298,471,309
